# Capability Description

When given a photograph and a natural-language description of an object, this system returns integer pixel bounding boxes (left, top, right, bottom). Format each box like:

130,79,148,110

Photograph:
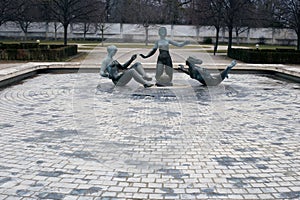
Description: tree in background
186,0,257,53
222,0,255,50
207,0,226,55
118,0,191,24
13,0,39,40
159,0,191,24
95,0,111,46
77,0,103,41
274,0,300,50
0,0,14,26
138,0,162,45
48,0,100,45
39,0,54,39
0,0,298,49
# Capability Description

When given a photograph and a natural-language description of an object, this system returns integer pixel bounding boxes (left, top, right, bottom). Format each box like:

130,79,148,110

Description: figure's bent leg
131,62,152,81
155,63,164,81
219,60,237,80
165,65,173,83
118,69,153,88
115,72,132,86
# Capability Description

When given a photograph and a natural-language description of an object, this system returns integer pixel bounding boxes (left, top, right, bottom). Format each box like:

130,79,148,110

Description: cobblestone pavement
0,72,299,199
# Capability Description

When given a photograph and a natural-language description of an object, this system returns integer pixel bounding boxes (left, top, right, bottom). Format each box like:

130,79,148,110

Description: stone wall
0,22,297,45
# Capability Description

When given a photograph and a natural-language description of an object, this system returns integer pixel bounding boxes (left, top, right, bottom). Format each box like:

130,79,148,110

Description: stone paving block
63,195,79,200
275,186,292,193
116,192,133,198
139,188,154,193
258,193,275,199
77,196,94,200
227,194,244,199
246,188,263,194
107,186,124,192
242,194,259,199
147,182,162,188
3,196,19,200
149,193,164,199
180,193,199,199
123,187,139,193
101,191,117,197
116,182,129,187
185,188,201,194
132,193,148,199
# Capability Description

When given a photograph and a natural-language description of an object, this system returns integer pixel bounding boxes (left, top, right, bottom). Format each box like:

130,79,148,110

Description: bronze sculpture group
100,27,237,88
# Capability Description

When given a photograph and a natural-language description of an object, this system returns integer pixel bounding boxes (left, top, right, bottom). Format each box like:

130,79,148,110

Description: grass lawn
235,43,297,50
0,39,215,49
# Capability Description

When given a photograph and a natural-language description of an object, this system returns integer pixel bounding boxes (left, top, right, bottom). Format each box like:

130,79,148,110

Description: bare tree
186,0,225,54
209,0,226,55
187,0,256,52
0,0,14,26
98,23,110,46
13,0,38,40
48,0,100,45
159,0,191,24
53,22,62,40
94,0,110,46
222,0,255,50
248,0,276,27
138,0,161,45
274,0,300,50
79,0,103,41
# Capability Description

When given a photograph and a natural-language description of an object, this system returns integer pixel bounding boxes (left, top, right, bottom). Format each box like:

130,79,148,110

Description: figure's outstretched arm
100,59,109,77
169,40,190,47
140,42,158,58
121,54,137,69
176,64,190,75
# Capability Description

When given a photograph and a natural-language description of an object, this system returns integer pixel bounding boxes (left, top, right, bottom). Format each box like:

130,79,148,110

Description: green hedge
0,43,77,61
228,48,300,64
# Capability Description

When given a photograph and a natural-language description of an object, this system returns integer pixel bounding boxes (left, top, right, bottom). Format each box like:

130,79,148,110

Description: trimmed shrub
20,42,39,49
258,36,266,45
228,48,300,64
0,43,77,61
203,37,213,44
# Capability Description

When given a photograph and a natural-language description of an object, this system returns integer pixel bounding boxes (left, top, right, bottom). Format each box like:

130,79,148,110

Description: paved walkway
0,46,299,199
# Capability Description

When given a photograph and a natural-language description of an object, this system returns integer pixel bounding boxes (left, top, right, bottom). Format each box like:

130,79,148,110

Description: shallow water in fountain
0,73,299,199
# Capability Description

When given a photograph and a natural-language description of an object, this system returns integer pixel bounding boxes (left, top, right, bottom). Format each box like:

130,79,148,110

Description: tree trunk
45,22,49,39
145,26,149,46
64,24,68,45
196,25,200,42
54,23,58,41
228,26,233,51
101,30,104,47
84,23,87,41
297,31,300,51
214,26,220,56
236,28,240,45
